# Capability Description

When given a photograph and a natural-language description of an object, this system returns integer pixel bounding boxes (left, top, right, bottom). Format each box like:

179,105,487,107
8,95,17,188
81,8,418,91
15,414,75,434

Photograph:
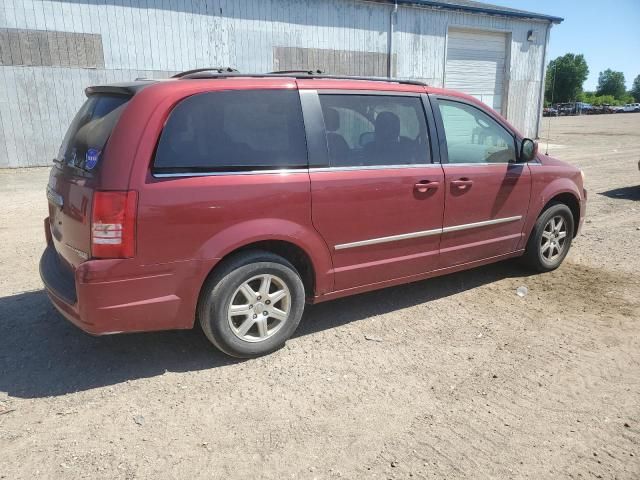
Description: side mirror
519,138,538,162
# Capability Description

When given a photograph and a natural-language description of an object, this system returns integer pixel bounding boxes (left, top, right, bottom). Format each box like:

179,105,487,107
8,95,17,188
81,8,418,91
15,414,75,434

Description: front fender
196,218,334,295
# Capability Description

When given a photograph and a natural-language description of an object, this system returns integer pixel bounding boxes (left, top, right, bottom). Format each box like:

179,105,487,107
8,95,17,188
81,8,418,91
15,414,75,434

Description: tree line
544,53,640,106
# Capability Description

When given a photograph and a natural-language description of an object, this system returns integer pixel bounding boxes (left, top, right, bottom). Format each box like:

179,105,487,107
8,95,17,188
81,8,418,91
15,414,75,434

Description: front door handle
451,179,474,190
414,181,440,193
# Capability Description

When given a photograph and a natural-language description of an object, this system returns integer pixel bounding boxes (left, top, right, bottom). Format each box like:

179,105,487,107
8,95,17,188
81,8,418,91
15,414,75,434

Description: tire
197,250,305,358
521,202,574,272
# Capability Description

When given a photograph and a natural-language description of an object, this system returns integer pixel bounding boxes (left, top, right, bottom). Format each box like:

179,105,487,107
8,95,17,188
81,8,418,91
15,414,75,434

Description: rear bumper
40,244,212,335
40,244,77,304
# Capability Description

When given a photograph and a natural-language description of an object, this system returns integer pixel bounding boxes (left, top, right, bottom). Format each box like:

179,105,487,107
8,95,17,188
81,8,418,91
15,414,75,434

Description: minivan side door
303,90,445,291
432,97,531,268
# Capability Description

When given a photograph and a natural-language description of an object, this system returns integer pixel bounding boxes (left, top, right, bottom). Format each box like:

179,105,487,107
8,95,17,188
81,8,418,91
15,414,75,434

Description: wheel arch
543,192,581,237
185,219,334,330
196,218,333,290
519,191,578,272
222,240,318,298
193,239,320,329
519,177,583,251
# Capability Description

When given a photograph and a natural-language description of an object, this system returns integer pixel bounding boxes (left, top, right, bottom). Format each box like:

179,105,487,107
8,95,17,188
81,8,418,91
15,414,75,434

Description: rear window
153,89,307,173
57,94,130,171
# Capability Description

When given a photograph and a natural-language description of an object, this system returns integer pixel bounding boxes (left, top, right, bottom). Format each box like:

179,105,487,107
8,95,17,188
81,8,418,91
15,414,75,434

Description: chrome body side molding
334,215,522,250
334,228,442,250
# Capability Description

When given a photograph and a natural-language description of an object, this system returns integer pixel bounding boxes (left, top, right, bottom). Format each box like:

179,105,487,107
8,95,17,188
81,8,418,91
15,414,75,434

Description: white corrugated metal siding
0,0,552,167
445,28,507,113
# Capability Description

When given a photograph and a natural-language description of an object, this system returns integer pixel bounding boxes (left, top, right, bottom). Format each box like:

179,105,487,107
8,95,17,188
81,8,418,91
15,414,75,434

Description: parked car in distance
555,102,596,116
594,104,618,114
610,105,625,113
576,102,594,114
623,103,640,112
41,70,587,357
556,103,574,115
543,107,558,117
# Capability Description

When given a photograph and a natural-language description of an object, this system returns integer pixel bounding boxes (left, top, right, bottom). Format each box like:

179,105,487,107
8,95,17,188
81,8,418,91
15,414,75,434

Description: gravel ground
0,113,639,479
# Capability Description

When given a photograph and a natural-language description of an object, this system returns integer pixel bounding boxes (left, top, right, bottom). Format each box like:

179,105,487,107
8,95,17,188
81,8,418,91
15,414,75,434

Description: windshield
57,94,130,171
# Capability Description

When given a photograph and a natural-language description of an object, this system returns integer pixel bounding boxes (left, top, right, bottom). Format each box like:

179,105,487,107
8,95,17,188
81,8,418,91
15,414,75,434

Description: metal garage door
445,29,507,113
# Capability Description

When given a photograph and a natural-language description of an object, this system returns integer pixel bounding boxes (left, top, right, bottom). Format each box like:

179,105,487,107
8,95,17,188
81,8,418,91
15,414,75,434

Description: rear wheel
522,202,574,272
198,251,305,358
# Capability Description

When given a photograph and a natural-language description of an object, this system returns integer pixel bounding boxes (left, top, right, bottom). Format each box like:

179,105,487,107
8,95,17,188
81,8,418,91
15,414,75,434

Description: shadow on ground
598,185,640,200
0,261,531,399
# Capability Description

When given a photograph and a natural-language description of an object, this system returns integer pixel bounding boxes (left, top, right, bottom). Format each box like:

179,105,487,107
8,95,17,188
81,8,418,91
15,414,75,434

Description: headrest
323,107,340,132
375,111,400,140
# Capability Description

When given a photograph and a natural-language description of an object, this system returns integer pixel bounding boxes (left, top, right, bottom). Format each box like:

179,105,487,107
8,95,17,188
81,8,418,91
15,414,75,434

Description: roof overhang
369,0,563,24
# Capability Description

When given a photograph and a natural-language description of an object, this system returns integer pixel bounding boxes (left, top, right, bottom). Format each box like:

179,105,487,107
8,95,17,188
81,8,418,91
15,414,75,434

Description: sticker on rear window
85,148,101,170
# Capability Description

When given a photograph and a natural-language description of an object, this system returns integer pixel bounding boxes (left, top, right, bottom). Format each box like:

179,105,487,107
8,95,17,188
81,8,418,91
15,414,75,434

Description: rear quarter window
153,89,308,172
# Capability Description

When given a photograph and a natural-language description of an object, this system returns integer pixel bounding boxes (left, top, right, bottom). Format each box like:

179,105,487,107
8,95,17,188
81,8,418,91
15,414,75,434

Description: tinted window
438,100,515,164
318,95,430,167
154,90,307,172
57,94,130,170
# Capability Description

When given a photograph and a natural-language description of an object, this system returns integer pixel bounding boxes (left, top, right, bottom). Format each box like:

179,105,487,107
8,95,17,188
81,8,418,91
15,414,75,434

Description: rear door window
318,94,431,168
153,89,308,172
57,94,130,171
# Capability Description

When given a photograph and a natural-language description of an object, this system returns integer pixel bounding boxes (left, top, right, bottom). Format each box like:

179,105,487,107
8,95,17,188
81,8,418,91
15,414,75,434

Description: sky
487,0,640,91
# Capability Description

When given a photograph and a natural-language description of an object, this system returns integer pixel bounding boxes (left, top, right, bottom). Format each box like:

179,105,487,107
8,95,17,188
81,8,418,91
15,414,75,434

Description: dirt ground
0,113,639,479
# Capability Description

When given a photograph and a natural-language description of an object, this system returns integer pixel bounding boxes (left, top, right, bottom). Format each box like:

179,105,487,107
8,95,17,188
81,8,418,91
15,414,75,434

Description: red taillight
91,191,137,259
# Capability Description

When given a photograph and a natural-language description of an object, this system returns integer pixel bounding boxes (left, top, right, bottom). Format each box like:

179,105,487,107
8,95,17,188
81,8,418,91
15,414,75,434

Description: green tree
596,69,626,99
578,92,619,106
619,93,634,104
578,91,595,103
545,54,589,104
631,75,640,102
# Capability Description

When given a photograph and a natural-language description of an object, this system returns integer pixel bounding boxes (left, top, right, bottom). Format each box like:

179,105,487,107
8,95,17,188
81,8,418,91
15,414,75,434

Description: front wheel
522,203,574,272
198,251,306,358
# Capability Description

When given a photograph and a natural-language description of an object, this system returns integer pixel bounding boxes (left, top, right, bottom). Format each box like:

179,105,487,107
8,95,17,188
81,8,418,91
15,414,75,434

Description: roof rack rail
269,69,324,75
171,67,238,78
296,74,427,86
176,71,428,86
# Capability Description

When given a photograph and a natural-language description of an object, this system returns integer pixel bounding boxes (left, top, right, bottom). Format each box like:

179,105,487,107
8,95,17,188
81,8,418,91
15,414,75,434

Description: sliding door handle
451,179,474,190
414,181,440,193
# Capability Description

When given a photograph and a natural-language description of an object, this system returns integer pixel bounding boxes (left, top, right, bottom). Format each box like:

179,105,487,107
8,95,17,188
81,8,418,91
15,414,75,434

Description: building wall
0,0,550,168
395,5,550,139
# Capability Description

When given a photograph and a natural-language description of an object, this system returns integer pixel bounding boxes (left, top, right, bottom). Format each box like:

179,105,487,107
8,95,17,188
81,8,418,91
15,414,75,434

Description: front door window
438,99,515,164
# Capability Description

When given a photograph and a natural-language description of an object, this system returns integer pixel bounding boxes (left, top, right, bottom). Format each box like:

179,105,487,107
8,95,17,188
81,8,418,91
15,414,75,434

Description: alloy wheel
540,215,568,262
227,274,291,342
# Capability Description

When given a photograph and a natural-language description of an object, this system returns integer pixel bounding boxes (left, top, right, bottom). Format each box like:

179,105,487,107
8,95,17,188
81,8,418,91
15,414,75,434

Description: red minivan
41,70,587,357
